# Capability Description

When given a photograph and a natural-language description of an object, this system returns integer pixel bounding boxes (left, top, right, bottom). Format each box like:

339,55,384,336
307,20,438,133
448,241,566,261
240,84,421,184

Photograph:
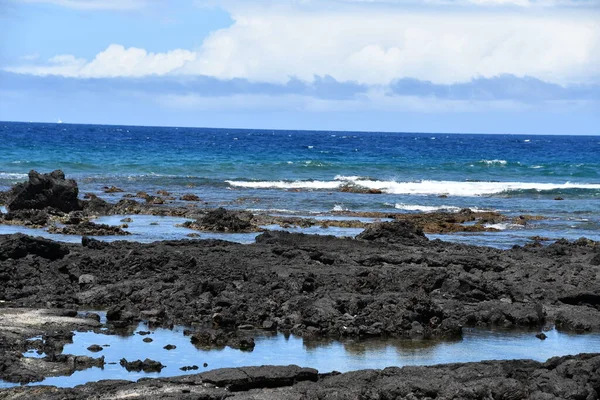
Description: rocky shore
1,170,600,398
2,354,599,399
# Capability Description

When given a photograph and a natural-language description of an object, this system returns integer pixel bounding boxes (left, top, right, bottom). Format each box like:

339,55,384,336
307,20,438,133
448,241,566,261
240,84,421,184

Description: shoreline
1,171,599,398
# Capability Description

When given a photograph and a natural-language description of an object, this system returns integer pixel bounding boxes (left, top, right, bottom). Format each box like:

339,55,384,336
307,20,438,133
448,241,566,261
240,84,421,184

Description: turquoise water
1,122,600,246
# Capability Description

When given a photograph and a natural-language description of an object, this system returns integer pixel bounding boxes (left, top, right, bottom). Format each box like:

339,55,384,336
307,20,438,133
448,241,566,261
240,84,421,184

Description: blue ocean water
1,121,599,246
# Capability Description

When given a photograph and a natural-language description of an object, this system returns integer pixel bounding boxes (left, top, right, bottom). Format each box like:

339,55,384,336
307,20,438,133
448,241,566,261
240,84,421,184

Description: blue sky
1,0,599,134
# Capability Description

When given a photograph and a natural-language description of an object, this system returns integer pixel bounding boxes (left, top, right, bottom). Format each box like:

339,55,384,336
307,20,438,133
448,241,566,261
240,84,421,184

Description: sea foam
226,177,600,197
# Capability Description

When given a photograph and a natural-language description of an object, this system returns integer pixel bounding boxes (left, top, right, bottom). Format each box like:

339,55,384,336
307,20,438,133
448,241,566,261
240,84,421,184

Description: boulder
357,221,428,245
6,170,82,212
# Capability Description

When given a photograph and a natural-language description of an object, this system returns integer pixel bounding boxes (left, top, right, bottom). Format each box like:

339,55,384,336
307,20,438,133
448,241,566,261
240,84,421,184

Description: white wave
334,175,370,181
332,204,348,212
226,178,600,197
479,159,507,165
225,180,341,190
0,172,28,179
394,203,461,213
484,223,522,230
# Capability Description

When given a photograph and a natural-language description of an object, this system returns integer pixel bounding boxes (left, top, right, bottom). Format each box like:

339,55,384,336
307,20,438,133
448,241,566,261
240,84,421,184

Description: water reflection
0,322,597,389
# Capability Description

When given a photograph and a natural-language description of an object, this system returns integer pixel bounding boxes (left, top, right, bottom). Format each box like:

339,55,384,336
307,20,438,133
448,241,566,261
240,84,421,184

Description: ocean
1,121,599,247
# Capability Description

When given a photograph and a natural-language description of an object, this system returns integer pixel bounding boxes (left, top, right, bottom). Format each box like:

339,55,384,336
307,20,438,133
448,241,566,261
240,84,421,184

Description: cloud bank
7,2,600,86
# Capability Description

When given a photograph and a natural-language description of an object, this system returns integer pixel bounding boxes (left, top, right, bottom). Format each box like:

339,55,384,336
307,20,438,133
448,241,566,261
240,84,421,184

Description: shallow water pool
3,322,599,389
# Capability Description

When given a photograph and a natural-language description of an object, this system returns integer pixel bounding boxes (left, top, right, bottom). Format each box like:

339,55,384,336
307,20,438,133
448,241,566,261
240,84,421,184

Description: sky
0,0,599,134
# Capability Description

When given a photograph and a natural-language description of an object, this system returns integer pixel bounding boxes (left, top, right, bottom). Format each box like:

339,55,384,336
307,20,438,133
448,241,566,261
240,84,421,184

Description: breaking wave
225,177,600,197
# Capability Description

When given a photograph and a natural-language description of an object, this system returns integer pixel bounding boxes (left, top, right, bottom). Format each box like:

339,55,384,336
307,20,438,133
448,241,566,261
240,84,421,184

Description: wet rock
1,208,49,226
87,344,103,352
82,195,112,215
180,365,198,371
357,220,428,245
6,170,82,212
163,344,176,350
142,337,153,343
227,336,255,351
119,358,164,372
84,313,101,322
180,194,200,201
339,184,383,194
103,186,124,193
536,332,547,340
184,207,257,232
48,221,130,236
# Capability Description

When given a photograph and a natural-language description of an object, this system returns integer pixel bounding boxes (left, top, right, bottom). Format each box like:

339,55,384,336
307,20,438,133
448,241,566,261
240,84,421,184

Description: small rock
535,332,547,340
143,337,153,343
262,320,277,331
78,274,96,285
120,217,133,223
554,197,564,200
120,358,164,372
181,194,201,201
87,344,103,352
163,344,176,350
180,365,199,371
104,186,124,193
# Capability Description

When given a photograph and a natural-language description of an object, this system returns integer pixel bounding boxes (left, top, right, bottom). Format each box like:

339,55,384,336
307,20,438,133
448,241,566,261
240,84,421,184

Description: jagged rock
119,358,164,372
49,221,130,236
357,220,428,245
184,207,257,232
181,194,200,201
6,170,82,212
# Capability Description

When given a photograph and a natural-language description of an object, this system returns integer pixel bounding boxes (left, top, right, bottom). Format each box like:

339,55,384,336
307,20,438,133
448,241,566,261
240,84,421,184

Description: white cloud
7,45,196,78
185,5,600,85
6,1,600,85
15,0,148,10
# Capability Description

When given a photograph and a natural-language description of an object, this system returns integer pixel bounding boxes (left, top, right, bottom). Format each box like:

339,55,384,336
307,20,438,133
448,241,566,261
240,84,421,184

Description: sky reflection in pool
11,323,600,389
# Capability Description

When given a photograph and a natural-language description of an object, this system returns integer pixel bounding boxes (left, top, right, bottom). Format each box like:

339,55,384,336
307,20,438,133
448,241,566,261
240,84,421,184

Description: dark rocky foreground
2,354,599,399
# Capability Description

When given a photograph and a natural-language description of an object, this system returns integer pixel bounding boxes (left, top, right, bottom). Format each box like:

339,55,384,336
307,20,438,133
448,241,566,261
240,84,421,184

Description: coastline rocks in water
48,221,130,236
5,170,82,213
103,186,124,193
0,208,50,226
82,195,113,215
357,220,428,245
86,344,103,352
180,194,200,201
184,207,259,232
190,328,256,351
119,358,164,372
339,183,383,194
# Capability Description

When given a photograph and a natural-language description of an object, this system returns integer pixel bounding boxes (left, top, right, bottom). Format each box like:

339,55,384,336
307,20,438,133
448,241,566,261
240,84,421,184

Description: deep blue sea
1,121,599,247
